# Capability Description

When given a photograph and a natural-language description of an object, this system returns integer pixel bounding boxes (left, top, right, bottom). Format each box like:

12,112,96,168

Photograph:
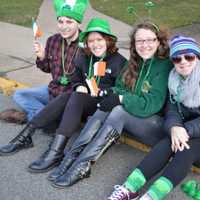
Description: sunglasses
171,54,196,64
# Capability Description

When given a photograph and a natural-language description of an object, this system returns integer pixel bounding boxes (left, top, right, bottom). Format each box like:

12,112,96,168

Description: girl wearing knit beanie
108,35,200,200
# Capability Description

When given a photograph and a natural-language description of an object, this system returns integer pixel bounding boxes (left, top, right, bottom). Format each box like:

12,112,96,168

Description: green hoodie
112,57,173,117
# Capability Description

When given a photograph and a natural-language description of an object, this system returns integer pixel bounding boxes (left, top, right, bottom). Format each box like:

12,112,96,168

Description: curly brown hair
83,32,118,56
123,22,170,89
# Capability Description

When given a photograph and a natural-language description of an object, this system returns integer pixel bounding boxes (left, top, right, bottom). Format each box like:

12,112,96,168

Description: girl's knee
107,105,125,120
70,91,88,101
111,105,124,113
57,92,69,102
92,110,108,121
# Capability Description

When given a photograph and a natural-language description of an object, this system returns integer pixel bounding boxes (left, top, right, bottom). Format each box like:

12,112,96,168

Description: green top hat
79,17,117,42
54,0,88,23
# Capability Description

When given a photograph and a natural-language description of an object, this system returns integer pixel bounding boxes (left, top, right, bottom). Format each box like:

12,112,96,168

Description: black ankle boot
52,125,119,187
52,161,91,188
52,125,119,186
28,134,67,173
0,124,35,156
48,118,102,181
47,151,78,181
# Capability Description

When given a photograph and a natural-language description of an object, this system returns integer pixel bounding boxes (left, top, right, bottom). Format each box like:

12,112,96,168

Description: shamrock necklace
60,38,78,85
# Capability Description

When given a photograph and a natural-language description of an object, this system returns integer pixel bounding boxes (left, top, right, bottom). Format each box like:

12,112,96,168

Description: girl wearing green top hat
49,22,173,188
0,17,126,175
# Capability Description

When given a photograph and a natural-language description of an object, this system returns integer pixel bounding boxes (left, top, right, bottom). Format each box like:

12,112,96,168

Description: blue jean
13,85,49,121
104,105,165,146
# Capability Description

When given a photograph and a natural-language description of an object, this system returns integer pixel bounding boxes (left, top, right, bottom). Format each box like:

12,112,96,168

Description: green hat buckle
79,17,117,42
54,0,88,23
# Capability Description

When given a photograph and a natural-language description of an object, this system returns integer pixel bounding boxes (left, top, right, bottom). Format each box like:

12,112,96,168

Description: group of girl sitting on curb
0,0,200,199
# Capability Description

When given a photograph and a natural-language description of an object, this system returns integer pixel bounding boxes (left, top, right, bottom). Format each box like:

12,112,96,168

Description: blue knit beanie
170,35,200,58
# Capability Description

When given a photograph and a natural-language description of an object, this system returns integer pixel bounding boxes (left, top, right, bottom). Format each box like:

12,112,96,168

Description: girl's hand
76,86,88,93
34,41,45,60
171,126,190,152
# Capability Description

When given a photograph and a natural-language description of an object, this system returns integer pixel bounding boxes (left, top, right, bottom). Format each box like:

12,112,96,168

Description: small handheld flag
86,77,100,96
93,61,106,76
32,18,43,39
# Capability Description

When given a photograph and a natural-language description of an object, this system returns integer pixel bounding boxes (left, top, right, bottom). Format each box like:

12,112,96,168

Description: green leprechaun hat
53,0,88,23
181,180,200,200
194,190,200,200
181,180,197,197
79,17,117,42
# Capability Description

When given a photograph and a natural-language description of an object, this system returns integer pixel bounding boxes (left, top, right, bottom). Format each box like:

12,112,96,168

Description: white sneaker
107,185,139,200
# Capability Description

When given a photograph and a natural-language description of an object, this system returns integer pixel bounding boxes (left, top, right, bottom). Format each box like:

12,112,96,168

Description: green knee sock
124,168,146,192
148,176,173,200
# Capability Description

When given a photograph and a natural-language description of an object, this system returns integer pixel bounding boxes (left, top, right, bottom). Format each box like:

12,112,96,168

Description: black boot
52,125,119,187
47,152,79,182
47,118,102,181
52,161,91,188
0,124,35,156
28,134,67,173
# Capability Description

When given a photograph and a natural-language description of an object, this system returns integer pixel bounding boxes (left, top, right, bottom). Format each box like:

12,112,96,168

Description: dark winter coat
164,99,200,138
71,51,127,93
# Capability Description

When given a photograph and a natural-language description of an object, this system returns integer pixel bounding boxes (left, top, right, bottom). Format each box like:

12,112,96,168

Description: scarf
168,60,200,108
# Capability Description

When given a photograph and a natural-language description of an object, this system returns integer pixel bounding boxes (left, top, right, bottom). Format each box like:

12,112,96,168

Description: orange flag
32,19,43,39
94,61,106,76
86,77,100,96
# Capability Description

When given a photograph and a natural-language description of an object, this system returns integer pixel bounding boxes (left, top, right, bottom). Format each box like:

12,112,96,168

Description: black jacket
164,99,200,138
71,51,127,93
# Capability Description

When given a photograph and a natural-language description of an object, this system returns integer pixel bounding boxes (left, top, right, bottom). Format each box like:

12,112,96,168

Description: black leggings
55,92,101,138
138,137,200,187
31,92,71,128
30,92,101,137
32,92,101,138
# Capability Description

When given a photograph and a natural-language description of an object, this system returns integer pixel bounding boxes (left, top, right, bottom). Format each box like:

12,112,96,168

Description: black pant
55,92,101,138
138,137,200,187
31,92,71,128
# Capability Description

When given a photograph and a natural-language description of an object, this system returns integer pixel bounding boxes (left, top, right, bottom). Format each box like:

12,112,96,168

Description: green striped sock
148,176,173,200
124,168,146,192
